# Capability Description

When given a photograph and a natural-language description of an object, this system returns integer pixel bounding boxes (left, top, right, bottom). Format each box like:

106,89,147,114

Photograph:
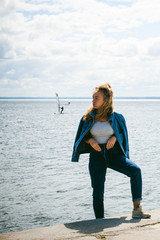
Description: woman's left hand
106,136,117,150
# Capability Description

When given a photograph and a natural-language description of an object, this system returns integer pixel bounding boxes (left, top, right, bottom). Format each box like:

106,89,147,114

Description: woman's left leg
108,149,151,218
107,151,142,203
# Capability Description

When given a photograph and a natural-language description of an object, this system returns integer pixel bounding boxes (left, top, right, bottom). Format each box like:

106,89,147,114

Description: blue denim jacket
71,110,129,162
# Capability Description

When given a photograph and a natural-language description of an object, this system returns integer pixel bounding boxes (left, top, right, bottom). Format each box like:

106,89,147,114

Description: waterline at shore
0,209,159,240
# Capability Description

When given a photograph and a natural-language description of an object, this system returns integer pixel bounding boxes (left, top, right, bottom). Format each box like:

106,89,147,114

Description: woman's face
92,90,104,109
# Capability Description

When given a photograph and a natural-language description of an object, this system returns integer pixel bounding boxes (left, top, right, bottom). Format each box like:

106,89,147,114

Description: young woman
71,83,151,219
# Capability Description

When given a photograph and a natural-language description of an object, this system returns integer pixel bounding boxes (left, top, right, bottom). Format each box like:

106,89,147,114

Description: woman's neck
94,109,109,122
95,117,108,122
98,119,107,122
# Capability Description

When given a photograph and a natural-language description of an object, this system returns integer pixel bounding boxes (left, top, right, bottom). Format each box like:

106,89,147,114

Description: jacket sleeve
71,117,84,162
119,114,129,158
71,117,91,162
73,116,84,147
115,113,130,159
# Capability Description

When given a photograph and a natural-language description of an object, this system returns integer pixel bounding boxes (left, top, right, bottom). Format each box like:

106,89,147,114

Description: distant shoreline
0,97,160,100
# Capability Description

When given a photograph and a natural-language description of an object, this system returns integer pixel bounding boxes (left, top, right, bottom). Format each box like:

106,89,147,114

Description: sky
0,0,160,97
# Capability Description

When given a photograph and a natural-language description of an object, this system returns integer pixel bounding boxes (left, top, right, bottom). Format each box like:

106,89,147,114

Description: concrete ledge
0,209,160,240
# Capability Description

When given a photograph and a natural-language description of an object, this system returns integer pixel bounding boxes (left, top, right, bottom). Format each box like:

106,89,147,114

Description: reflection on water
0,100,160,233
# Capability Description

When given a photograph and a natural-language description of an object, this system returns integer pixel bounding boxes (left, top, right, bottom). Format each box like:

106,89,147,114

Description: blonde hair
83,83,114,121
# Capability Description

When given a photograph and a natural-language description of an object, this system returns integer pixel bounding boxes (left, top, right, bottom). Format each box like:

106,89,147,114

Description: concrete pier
0,209,160,240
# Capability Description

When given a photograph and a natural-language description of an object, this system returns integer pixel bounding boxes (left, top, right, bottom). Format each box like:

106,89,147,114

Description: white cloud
6,69,15,75
0,0,160,97
147,40,160,57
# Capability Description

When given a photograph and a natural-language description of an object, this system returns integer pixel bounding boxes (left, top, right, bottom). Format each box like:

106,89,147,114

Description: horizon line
0,97,160,99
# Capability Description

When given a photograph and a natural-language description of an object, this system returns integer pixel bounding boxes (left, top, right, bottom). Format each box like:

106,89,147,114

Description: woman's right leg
89,150,107,218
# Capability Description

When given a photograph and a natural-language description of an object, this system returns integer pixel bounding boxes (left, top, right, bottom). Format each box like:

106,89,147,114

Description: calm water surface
0,100,160,233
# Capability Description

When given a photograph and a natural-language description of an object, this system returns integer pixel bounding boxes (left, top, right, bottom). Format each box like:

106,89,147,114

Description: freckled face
92,91,104,109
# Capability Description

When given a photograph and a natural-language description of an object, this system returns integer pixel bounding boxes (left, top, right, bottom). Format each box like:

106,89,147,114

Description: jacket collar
89,109,114,121
109,112,114,121
89,109,96,118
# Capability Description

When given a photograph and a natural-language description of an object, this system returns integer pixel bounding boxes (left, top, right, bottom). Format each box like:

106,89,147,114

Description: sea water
0,100,160,233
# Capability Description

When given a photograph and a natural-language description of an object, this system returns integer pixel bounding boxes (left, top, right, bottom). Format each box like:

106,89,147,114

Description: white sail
55,93,60,113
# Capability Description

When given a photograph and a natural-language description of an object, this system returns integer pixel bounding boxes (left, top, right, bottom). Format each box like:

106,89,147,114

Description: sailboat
55,93,64,114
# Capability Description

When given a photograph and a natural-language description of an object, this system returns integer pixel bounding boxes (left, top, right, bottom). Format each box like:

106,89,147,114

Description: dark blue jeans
89,144,142,219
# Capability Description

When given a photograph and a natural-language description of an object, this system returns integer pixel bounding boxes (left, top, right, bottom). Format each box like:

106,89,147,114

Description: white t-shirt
90,121,114,144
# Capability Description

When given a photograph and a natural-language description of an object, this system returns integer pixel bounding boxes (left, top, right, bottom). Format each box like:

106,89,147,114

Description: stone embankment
0,209,160,240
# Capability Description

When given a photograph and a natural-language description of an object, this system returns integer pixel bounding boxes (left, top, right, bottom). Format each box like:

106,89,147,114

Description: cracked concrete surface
0,209,159,240
97,222,160,240
103,223,160,240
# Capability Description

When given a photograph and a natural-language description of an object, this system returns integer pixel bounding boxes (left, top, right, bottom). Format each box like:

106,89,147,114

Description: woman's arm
106,135,117,150
84,131,101,152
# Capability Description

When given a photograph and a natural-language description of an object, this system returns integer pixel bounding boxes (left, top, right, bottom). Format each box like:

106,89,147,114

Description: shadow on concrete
65,216,141,234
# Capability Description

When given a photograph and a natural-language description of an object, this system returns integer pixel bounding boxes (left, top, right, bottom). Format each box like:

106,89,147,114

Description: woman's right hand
86,138,101,152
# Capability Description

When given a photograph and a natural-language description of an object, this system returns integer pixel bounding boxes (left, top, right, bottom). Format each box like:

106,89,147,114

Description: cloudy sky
0,0,160,97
